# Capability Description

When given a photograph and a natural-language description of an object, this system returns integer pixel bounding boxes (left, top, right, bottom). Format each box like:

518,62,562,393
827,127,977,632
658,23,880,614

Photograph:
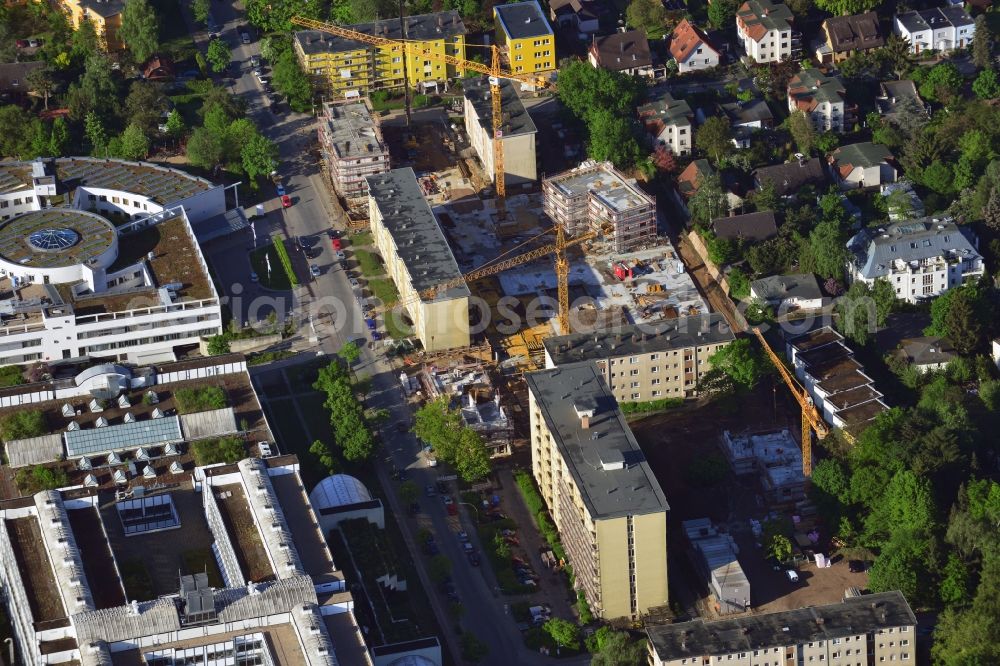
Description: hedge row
272,234,299,287
513,471,566,564
619,398,684,414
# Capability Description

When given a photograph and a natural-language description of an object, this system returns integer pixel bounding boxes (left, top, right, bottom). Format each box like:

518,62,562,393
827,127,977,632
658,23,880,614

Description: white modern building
463,77,538,186
0,158,230,365
736,0,795,63
894,7,975,53
847,218,984,303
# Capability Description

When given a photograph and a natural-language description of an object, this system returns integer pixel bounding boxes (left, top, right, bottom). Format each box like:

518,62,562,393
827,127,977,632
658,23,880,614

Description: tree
688,173,728,224
119,0,159,64
945,287,985,355
0,106,32,158
543,618,580,650
115,123,150,160
125,80,168,135
309,439,335,471
626,0,666,38
272,49,313,113
206,335,231,355
972,15,992,70
244,0,326,35
586,108,642,168
84,111,108,156
313,361,377,461
707,0,738,29
708,338,767,391
768,533,793,562
26,65,56,111
985,188,1000,231
589,630,648,666
413,397,492,482
973,68,1000,101
241,132,279,186
919,63,963,103
804,220,847,280
650,144,678,173
338,340,362,364
70,18,99,64
788,110,815,155
48,117,71,156
695,116,733,165
206,38,232,74
187,127,225,169
192,0,211,24
164,109,185,141
815,131,840,154
751,181,778,213
67,53,119,120
813,0,877,15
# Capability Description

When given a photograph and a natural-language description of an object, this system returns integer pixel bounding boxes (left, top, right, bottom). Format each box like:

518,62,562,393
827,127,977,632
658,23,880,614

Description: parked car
335,250,347,262
442,495,454,506
27,39,41,48
310,264,321,278
424,484,436,497
446,502,456,515
848,560,869,573
435,481,448,494
332,238,343,251
250,55,260,67
786,569,800,583
15,40,29,49
462,542,474,553
275,183,285,196
280,194,291,208
249,271,259,282
241,31,250,44
457,531,469,543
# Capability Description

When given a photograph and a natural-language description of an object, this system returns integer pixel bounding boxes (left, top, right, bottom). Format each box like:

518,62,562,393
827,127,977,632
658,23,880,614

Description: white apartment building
736,0,794,63
847,218,984,303
638,92,693,157
463,77,538,186
894,7,975,54
787,68,847,133
0,158,228,365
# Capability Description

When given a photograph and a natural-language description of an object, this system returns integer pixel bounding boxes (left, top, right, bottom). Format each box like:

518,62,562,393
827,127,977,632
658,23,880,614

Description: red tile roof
670,19,717,64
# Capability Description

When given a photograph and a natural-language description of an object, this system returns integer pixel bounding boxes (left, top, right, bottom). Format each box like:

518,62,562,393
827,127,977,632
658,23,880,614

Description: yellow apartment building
58,0,124,51
294,10,467,98
526,362,669,620
365,168,470,352
494,0,556,74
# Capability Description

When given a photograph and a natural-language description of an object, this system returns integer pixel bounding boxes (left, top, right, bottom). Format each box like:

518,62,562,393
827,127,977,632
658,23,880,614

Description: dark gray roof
0,61,43,93
823,12,883,52
895,10,930,33
720,99,773,126
750,273,823,302
712,212,777,242
753,158,828,197
543,313,734,365
80,0,124,18
364,168,469,300
831,142,893,170
939,5,975,27
524,362,669,519
877,80,924,118
897,8,974,32
463,78,537,137
847,218,981,280
647,591,916,660
591,31,652,71
294,10,465,55
495,0,554,41
895,336,957,367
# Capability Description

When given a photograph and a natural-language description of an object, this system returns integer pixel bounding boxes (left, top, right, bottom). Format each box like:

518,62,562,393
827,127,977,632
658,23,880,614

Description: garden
249,239,297,290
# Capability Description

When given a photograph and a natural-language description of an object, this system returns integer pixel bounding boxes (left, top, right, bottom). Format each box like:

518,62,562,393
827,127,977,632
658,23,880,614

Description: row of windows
0,196,33,208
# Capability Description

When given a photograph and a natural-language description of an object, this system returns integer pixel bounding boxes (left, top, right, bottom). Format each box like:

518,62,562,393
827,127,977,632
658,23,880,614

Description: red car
332,238,342,251
280,194,291,208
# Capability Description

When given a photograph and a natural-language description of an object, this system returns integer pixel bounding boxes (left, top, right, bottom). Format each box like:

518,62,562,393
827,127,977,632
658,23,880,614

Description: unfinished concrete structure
721,430,806,503
542,161,656,252
681,518,749,615
463,78,538,187
318,99,390,209
419,362,513,457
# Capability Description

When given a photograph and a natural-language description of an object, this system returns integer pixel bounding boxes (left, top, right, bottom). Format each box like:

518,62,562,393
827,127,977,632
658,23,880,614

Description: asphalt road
185,4,590,665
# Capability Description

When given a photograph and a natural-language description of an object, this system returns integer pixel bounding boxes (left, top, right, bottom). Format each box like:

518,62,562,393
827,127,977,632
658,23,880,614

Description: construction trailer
682,518,750,615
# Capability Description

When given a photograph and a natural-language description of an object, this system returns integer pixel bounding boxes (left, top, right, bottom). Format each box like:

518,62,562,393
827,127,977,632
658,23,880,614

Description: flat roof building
543,161,656,252
318,99,390,208
647,591,917,666
366,168,470,352
526,361,668,619
463,78,538,187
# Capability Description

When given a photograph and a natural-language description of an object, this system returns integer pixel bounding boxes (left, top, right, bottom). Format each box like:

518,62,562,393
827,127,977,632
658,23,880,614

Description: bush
191,436,245,466
206,335,231,355
174,386,227,414
619,398,684,414
0,410,47,440
0,365,25,387
246,350,294,366
15,465,69,493
271,234,299,287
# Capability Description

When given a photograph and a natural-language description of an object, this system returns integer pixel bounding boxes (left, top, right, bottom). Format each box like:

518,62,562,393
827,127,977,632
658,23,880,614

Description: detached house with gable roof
787,68,850,133
829,142,897,190
638,92,693,157
814,11,883,65
548,0,600,35
736,0,796,63
894,7,976,53
847,218,984,303
669,19,720,73
589,31,656,78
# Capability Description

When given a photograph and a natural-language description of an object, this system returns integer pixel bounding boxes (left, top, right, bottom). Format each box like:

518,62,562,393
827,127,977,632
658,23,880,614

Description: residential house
894,7,976,53
588,31,656,78
876,80,928,124
638,92,693,157
881,181,926,221
58,0,124,50
829,142,897,189
753,158,829,197
0,61,43,101
294,11,467,98
750,273,826,310
712,211,777,243
787,68,850,134
494,1,556,75
464,77,538,186
549,0,600,35
847,218,985,303
717,99,773,148
142,56,174,81
669,19,720,73
814,11,883,65
676,159,715,200
891,336,958,372
647,591,917,666
736,0,795,63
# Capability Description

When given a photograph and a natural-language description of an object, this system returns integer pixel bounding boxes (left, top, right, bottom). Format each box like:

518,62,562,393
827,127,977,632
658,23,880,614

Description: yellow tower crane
290,16,551,219
751,327,829,476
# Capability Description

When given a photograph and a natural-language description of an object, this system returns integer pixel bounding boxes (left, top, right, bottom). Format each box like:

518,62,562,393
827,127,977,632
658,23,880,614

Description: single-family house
589,31,657,78
829,142,896,189
894,7,975,54
549,0,600,35
814,12,883,65
142,56,174,81
736,0,795,63
787,69,849,134
750,273,826,310
0,61,43,100
847,218,985,303
753,158,829,197
712,211,777,243
891,336,957,372
638,92,693,157
670,19,720,73
719,99,774,148
875,80,928,124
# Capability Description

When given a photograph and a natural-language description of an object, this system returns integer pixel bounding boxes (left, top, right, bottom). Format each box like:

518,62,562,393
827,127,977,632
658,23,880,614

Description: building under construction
318,99,390,209
542,161,656,252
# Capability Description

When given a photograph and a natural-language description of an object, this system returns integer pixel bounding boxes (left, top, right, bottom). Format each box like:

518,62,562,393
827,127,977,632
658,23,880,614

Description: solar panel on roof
64,414,183,458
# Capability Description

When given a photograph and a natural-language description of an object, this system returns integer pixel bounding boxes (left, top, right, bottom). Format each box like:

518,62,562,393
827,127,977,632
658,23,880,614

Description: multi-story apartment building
647,591,918,666
638,92,694,157
847,218,984,303
58,0,124,50
463,78,538,187
494,1,556,75
814,11,883,65
365,168,470,352
542,314,735,403
894,7,975,53
525,361,669,620
542,161,656,252
787,68,849,133
294,11,467,98
0,157,232,365
736,0,795,63
317,99,390,209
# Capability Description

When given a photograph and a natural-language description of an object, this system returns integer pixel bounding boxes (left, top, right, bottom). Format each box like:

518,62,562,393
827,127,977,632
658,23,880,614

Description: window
630,357,637,364
516,55,522,61
679,128,687,135
631,393,640,399
630,369,639,376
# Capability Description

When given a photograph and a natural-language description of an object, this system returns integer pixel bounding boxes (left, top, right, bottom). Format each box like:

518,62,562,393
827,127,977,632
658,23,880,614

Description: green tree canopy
313,361,377,461
919,62,963,103
802,219,848,280
241,132,279,185
708,338,768,391
125,80,168,135
626,0,667,38
0,105,33,158
973,68,1000,101
972,14,992,70
245,0,325,33
272,49,313,113
788,110,815,155
542,618,580,650
67,53,120,120
119,0,159,63
695,116,733,165
813,0,877,15
192,0,211,24
707,0,738,29
113,123,150,160
206,38,232,74
586,108,643,167
688,173,728,225
413,397,492,482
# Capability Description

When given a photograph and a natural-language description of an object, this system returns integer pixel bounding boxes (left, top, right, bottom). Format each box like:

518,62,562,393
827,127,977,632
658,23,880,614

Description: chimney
580,414,590,429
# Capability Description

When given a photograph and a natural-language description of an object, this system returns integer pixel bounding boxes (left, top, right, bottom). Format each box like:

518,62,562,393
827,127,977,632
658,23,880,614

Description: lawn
250,243,293,290
353,231,373,247
383,310,414,340
354,248,385,277
367,278,400,307
119,559,156,601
